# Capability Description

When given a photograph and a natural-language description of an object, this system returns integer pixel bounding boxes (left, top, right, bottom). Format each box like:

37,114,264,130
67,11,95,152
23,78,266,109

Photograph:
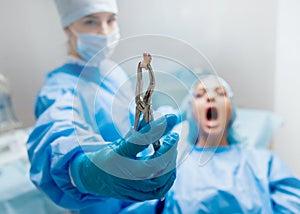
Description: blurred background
0,0,299,176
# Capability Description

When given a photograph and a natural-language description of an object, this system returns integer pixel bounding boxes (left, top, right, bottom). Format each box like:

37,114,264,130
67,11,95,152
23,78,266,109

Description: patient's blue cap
54,0,118,27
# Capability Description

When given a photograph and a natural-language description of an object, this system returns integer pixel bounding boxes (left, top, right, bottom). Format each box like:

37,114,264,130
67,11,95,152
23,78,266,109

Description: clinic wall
0,0,276,127
118,0,277,110
0,0,67,128
274,0,300,177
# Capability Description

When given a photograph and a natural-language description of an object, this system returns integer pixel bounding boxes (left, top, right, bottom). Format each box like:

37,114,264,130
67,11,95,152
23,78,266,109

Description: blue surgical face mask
75,29,120,64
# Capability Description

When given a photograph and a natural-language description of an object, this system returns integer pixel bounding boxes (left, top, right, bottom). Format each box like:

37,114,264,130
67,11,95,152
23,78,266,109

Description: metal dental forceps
134,53,160,151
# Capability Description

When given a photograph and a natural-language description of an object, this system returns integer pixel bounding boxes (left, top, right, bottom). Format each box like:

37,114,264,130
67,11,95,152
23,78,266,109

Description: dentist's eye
108,17,117,24
81,15,101,26
107,14,117,25
83,19,99,26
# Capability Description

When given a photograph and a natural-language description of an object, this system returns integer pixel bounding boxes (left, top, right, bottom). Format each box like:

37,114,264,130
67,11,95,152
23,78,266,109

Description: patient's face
192,76,232,137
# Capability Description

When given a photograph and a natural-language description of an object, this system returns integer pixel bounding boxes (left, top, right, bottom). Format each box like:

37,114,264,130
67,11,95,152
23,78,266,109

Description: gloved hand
69,114,179,201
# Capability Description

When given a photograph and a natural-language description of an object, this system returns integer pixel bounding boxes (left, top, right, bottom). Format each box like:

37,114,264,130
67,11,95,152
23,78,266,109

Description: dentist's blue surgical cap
54,0,118,27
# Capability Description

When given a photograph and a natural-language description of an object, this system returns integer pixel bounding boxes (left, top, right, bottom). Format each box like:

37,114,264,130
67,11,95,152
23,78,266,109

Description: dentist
26,0,179,213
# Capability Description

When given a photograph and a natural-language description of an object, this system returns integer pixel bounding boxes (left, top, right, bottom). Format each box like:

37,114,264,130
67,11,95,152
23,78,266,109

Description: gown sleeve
27,76,110,209
268,152,300,213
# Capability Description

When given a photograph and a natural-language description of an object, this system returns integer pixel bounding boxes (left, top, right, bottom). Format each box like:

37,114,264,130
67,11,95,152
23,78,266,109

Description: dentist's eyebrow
83,15,98,19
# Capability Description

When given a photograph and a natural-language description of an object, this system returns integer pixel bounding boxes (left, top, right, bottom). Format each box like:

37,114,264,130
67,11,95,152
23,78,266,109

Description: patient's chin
202,124,226,137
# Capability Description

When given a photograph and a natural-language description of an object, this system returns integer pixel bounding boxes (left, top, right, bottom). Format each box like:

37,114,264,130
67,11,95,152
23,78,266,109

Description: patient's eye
215,87,227,96
194,88,206,98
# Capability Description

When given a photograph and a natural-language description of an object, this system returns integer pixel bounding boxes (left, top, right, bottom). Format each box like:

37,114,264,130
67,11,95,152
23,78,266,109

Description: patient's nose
206,95,215,102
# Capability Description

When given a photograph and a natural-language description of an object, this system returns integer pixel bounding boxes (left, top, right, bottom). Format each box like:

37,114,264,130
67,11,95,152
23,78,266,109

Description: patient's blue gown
120,144,300,213
163,145,300,213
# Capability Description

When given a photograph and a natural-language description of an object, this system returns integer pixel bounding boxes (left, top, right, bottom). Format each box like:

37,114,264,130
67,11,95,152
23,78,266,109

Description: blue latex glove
70,114,179,201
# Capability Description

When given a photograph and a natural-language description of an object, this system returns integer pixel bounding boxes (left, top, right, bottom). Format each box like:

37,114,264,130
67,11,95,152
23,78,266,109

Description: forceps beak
133,53,160,150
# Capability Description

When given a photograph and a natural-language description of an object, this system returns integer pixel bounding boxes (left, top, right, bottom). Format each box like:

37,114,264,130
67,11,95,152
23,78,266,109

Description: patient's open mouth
207,107,218,120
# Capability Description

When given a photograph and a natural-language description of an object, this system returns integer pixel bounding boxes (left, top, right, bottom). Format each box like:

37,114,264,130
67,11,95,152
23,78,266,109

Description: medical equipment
0,73,22,134
0,128,67,214
134,53,160,151
0,128,31,167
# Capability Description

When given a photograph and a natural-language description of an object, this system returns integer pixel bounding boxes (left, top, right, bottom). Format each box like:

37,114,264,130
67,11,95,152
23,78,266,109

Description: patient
120,74,300,213
161,74,300,213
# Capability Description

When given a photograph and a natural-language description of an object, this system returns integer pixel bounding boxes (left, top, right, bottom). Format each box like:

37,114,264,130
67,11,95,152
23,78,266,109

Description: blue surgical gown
26,59,135,212
162,145,300,213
